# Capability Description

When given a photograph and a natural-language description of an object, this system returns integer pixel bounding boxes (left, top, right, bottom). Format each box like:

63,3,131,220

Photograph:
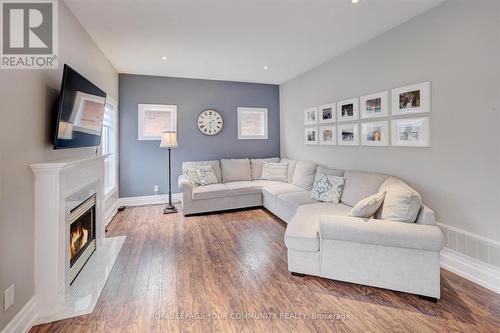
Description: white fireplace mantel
29,154,124,324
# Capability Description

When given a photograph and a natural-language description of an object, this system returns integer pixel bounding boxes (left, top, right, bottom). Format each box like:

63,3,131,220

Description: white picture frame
319,125,336,145
318,103,336,124
138,104,177,140
361,121,389,146
338,123,359,146
237,107,268,140
304,126,319,145
304,107,318,126
391,81,431,116
391,117,430,147
360,91,388,119
337,98,359,122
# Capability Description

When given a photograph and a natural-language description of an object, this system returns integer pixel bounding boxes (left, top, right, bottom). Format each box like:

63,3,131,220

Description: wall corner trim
441,248,500,295
0,296,38,333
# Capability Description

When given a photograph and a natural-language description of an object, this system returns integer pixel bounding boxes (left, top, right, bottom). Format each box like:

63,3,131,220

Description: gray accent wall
280,0,500,249
119,74,279,197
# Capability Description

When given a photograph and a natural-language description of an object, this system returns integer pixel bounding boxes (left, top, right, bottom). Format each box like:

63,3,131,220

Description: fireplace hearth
69,194,96,284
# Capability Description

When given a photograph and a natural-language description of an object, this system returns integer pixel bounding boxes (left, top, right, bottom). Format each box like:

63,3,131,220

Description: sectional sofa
178,158,443,300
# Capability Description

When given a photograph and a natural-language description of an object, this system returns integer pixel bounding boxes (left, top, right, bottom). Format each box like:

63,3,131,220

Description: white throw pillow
183,167,200,187
376,177,422,223
310,173,346,203
349,191,386,218
260,162,288,182
196,165,219,186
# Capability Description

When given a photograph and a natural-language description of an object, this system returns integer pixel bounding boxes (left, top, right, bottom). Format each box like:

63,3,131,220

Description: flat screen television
53,64,107,149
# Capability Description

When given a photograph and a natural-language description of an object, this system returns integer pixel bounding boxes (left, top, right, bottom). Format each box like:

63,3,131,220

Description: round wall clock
197,109,224,135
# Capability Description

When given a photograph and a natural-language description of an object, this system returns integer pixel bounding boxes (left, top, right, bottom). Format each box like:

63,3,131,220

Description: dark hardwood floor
31,205,500,332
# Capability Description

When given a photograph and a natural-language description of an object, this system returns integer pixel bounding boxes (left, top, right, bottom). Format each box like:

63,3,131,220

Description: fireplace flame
70,224,89,259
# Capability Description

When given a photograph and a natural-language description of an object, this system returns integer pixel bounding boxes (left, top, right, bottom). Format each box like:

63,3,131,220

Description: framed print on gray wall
391,81,431,116
337,98,359,122
319,125,336,145
318,103,336,124
304,107,318,125
138,104,177,140
237,107,268,140
360,91,388,119
391,117,430,147
338,123,359,146
361,121,389,146
304,126,319,145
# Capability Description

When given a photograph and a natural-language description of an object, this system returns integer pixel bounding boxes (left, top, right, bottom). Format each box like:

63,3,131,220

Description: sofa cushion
349,191,386,218
182,160,222,183
281,158,297,183
192,183,230,200
250,157,280,180
317,165,345,177
261,183,303,198
276,191,317,213
285,203,352,252
341,171,388,206
261,162,288,182
221,158,251,182
225,181,262,196
251,180,286,188
292,161,318,190
375,177,422,223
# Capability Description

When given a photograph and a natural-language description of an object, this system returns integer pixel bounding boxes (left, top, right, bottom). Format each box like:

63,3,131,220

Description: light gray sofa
178,158,443,299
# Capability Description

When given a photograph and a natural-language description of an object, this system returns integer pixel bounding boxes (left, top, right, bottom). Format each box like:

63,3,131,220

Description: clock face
197,109,223,135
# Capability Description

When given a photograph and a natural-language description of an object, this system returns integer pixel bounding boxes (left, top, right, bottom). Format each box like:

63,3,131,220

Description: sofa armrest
415,205,436,225
319,216,443,251
178,175,193,193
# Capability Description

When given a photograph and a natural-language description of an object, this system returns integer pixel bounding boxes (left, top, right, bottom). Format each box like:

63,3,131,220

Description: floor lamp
160,131,178,214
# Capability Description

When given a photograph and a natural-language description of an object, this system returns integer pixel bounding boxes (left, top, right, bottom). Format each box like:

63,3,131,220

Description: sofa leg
291,272,306,277
419,295,438,303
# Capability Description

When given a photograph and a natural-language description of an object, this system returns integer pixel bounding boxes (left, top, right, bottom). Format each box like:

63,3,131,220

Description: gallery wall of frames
304,81,431,147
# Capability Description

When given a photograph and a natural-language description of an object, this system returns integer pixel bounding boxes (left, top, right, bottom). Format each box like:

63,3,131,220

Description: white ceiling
64,0,443,84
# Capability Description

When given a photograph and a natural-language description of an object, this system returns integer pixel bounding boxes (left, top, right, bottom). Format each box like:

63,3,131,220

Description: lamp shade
160,131,178,148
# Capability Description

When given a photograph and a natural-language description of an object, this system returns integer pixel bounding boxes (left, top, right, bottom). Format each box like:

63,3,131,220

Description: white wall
0,1,118,329
280,1,500,246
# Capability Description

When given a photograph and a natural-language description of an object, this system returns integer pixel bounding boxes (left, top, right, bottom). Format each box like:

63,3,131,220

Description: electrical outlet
4,284,14,311
154,185,159,195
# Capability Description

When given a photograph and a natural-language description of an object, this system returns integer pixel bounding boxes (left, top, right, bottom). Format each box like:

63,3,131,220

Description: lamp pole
164,145,177,214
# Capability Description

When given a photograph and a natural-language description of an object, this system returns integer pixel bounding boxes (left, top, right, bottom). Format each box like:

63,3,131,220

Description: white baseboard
117,193,182,207
441,248,500,294
0,296,37,333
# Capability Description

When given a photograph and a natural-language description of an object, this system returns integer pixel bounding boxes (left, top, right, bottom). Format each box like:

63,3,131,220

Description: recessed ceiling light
161,56,167,60
351,0,359,3
263,66,269,70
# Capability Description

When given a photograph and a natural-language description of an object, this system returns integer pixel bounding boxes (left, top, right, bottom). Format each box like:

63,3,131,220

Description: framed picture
318,103,336,124
304,107,318,125
337,98,359,122
237,107,268,140
361,121,389,146
338,123,359,146
304,127,318,145
319,125,336,145
138,104,177,140
391,82,431,116
391,117,430,147
360,91,388,119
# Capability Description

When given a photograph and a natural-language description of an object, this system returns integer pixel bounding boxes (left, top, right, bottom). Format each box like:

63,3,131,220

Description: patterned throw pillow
183,167,200,187
310,173,346,203
196,165,219,186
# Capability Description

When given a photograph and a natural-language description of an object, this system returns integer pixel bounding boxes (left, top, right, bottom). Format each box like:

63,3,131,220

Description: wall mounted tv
53,64,107,149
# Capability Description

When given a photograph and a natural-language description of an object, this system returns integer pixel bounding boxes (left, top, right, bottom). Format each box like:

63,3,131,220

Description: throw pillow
349,191,386,218
375,177,422,223
183,167,200,187
196,166,219,186
310,173,346,203
260,162,288,182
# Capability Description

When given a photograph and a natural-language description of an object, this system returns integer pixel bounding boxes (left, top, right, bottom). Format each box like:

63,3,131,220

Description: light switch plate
4,284,14,311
